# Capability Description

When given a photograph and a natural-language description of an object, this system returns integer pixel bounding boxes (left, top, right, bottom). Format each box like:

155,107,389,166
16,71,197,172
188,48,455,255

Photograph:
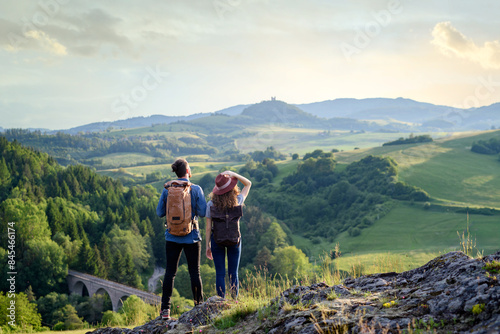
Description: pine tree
110,251,127,282
92,245,107,278
25,285,36,302
99,234,114,276
123,251,142,288
0,157,11,193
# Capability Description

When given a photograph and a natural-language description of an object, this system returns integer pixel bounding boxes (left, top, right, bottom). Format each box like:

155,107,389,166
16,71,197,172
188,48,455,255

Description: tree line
382,134,433,146
471,137,500,156
2,129,218,168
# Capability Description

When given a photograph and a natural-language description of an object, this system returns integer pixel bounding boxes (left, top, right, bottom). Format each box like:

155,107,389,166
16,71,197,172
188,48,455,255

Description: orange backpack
164,180,196,236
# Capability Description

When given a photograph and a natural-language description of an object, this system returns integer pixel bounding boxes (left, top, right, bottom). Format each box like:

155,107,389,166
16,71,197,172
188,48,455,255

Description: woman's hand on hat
222,170,236,178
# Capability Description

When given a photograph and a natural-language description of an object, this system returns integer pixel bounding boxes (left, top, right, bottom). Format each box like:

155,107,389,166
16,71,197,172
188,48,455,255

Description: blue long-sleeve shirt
156,178,207,243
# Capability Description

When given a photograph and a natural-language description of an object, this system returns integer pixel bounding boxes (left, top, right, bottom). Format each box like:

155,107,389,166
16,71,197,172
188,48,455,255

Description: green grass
45,329,94,334
334,202,499,254
291,201,499,273
272,158,301,185
335,130,500,209
98,152,157,166
400,132,500,208
235,127,424,155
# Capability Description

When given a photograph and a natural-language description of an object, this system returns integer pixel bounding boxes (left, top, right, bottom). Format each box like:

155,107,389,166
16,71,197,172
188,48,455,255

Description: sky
1,0,499,130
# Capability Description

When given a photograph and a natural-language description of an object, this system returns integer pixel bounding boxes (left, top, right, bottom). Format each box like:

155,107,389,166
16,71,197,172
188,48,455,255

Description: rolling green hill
285,130,500,270
335,130,500,209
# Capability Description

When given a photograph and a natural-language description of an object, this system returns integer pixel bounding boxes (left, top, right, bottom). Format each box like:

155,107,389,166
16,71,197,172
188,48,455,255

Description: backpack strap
164,180,191,189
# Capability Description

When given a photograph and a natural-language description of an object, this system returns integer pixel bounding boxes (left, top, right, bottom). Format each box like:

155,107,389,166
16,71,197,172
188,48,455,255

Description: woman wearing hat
205,170,251,299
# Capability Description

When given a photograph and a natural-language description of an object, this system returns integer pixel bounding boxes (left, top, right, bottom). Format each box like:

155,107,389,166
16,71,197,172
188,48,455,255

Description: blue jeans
211,235,241,299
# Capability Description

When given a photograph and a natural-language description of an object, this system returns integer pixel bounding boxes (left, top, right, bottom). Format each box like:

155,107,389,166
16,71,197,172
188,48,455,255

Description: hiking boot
160,309,170,320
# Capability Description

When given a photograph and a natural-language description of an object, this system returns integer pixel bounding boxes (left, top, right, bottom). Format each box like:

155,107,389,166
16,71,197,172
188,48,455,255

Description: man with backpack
156,158,207,320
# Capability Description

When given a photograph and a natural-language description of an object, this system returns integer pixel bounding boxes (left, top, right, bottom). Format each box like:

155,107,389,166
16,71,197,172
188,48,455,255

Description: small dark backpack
211,205,243,246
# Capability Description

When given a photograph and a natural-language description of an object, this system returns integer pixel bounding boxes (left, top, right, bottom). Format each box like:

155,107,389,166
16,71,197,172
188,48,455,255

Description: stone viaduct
67,270,161,312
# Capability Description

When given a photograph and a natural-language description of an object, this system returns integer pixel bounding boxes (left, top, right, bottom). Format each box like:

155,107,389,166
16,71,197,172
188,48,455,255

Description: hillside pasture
235,127,401,155
335,130,500,209
293,201,499,274
97,152,157,167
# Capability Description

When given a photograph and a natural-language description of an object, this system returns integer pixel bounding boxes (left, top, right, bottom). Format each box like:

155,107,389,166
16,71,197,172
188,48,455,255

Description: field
293,201,498,275
45,329,94,334
335,130,500,208
235,127,428,155
97,152,157,167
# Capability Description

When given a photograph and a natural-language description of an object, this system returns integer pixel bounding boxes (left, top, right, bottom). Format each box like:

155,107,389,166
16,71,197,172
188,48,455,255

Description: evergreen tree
92,245,107,278
99,234,114,276
123,251,142,288
0,157,11,198
110,251,127,282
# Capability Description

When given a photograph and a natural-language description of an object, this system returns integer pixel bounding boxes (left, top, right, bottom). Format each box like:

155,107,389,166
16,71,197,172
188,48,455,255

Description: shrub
472,303,485,315
483,261,500,274
101,310,124,327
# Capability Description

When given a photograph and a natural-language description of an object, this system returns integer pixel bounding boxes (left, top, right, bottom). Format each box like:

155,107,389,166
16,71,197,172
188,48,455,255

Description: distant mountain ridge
62,113,211,134
295,97,460,121
4,98,497,134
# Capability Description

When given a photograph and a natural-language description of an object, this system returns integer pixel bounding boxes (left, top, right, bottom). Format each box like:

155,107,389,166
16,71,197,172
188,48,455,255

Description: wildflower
391,300,396,305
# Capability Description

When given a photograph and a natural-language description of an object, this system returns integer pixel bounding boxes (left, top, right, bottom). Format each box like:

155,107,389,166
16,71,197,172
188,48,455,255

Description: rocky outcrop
88,251,500,333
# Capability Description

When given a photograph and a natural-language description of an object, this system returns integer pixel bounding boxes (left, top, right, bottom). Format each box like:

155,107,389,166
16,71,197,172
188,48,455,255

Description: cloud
24,30,67,55
0,18,66,55
53,8,136,57
431,21,500,69
0,8,135,58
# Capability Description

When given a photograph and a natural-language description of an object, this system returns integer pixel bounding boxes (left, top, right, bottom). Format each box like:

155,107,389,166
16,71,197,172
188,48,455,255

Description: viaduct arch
67,270,161,312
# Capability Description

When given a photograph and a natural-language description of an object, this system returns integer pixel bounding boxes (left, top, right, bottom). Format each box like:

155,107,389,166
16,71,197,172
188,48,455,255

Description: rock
87,251,500,334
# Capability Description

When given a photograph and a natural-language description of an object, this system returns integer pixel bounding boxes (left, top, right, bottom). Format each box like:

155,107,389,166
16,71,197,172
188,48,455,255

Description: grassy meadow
235,127,424,154
45,330,94,334
335,130,500,208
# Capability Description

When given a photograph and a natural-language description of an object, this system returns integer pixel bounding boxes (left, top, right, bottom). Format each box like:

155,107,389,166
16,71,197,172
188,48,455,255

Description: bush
472,303,485,315
53,322,65,331
119,295,156,326
101,310,124,327
348,227,361,237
